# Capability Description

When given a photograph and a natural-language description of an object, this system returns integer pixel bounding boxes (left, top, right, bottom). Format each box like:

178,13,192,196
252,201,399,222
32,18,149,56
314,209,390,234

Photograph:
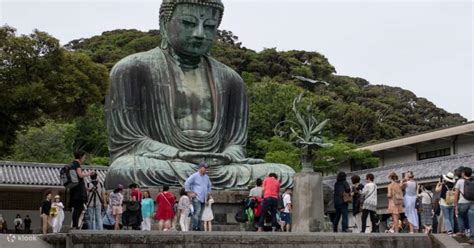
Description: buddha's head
159,0,224,58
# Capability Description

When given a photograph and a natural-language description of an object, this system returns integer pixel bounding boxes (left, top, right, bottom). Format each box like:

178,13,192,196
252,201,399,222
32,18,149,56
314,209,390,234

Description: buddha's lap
105,155,294,189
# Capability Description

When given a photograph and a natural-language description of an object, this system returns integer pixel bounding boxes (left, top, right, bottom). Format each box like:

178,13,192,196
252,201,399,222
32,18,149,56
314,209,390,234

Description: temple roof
323,152,474,189
0,161,108,187
358,121,474,152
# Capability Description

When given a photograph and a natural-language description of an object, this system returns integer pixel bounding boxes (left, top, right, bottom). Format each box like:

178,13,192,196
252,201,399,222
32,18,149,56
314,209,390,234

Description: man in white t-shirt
280,187,293,232
249,178,263,197
454,166,473,243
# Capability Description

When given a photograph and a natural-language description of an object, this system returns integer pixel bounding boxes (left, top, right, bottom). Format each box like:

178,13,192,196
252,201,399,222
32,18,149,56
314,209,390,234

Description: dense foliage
1,26,466,170
0,26,109,156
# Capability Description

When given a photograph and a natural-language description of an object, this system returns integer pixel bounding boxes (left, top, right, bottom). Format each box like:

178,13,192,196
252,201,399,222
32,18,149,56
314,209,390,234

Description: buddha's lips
189,41,204,47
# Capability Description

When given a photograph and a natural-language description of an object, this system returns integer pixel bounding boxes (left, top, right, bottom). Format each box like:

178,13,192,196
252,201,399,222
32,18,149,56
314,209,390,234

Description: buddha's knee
105,155,181,189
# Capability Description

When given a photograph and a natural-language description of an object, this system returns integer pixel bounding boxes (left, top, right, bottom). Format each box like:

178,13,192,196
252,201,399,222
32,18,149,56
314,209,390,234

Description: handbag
394,187,404,205
415,197,422,212
342,182,352,203
343,192,352,203
49,207,58,217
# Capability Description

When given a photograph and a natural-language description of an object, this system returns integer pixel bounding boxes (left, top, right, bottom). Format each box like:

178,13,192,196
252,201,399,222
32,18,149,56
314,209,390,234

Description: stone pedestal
292,172,325,232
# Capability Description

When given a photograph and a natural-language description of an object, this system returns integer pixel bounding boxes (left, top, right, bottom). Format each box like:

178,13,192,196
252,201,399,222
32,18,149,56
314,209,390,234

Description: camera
91,179,98,187
90,172,99,188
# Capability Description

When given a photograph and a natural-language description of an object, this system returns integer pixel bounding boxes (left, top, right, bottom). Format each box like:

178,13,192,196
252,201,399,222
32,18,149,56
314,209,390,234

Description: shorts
112,206,123,215
280,212,291,224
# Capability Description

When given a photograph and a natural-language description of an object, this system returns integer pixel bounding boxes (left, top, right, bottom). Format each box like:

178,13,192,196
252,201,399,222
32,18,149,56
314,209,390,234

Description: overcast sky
1,0,473,120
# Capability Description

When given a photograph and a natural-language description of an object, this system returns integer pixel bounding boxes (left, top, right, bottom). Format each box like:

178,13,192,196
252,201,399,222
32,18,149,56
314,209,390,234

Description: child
109,184,124,230
178,188,192,231
201,193,214,232
51,195,65,233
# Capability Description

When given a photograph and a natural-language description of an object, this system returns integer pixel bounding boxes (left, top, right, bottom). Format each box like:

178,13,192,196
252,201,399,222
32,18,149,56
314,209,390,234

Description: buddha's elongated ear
160,19,169,50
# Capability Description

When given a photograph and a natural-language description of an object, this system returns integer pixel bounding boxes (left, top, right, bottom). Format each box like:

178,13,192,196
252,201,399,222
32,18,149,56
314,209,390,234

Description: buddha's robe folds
104,48,294,190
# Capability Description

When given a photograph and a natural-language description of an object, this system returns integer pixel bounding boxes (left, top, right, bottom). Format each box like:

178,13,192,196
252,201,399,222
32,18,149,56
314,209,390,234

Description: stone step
40,231,440,248
149,223,241,232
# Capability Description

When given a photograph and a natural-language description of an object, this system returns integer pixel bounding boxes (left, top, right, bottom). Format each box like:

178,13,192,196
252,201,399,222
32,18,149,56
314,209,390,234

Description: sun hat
443,172,456,183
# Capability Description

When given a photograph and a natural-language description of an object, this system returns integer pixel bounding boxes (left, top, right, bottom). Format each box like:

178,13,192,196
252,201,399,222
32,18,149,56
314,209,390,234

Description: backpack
253,196,263,218
445,185,456,205
235,208,248,223
126,201,141,212
277,194,285,210
245,197,257,209
60,163,79,189
463,177,474,201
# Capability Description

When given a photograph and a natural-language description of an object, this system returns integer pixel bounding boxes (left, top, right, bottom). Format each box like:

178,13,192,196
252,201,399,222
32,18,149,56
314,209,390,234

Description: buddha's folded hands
178,151,231,166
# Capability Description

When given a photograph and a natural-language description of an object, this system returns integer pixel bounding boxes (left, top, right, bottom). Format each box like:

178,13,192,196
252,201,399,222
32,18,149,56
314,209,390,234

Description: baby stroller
103,208,123,230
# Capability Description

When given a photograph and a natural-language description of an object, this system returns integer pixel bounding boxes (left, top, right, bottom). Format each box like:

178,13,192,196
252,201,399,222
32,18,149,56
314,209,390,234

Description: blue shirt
141,198,155,218
184,172,212,203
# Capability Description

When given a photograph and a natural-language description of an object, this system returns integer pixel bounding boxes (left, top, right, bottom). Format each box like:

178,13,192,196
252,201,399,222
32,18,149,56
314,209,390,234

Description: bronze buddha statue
104,0,295,189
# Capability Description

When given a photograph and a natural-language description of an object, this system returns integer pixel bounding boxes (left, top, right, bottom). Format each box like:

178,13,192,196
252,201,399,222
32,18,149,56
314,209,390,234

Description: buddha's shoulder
207,56,243,83
111,48,166,73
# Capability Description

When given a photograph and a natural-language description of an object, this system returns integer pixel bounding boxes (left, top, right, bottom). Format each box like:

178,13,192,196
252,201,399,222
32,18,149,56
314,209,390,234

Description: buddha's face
165,4,221,57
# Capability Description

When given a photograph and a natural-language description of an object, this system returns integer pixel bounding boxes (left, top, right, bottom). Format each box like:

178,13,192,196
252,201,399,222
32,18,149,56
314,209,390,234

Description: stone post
291,171,325,232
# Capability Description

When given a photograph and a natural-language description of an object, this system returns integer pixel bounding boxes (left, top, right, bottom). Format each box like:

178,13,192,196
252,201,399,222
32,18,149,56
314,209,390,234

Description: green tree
247,80,304,157
0,26,109,156
8,121,77,163
74,103,108,157
255,136,302,172
65,29,162,69
314,139,379,174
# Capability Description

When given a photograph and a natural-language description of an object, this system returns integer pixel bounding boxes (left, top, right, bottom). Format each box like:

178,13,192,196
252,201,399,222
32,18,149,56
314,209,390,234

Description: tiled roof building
323,152,474,189
0,161,108,187
325,121,474,218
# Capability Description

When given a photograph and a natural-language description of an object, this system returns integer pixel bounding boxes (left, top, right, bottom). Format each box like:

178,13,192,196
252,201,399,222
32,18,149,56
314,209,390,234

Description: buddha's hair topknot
159,0,224,26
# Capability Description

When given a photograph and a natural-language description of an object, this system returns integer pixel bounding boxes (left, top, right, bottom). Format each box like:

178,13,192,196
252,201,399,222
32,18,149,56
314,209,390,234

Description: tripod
78,182,103,230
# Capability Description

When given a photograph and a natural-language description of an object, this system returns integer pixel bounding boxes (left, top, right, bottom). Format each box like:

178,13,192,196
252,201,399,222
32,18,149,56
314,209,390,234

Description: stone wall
41,231,438,248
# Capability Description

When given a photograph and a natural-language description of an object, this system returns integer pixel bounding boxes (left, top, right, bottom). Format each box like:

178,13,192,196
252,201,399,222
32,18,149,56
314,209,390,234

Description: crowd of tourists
34,151,293,233
226,174,293,232
33,149,473,242
332,167,474,244
38,152,219,233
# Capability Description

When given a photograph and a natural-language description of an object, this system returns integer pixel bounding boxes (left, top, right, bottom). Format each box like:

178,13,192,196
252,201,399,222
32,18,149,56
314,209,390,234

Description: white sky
1,0,473,120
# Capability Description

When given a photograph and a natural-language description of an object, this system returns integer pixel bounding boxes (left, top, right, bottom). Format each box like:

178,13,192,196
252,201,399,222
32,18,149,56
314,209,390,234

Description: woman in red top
155,185,176,231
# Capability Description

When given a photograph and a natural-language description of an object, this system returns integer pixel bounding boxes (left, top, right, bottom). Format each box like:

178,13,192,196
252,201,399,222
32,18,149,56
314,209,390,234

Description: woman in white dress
201,193,214,232
51,195,64,233
401,171,419,233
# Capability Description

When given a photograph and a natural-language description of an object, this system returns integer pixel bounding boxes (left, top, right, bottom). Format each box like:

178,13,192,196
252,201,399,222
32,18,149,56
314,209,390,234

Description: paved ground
0,234,52,248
